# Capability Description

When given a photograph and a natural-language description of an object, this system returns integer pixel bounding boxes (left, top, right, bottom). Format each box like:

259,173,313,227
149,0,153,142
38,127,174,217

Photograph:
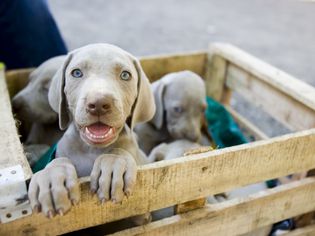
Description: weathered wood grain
109,178,315,236
1,129,315,235
225,106,269,141
226,64,315,131
284,224,315,236
204,54,229,101
209,43,315,131
209,43,315,112
140,51,207,82
0,68,32,180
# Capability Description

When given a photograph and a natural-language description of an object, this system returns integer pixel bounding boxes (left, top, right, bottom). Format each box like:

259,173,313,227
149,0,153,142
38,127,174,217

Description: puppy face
152,71,206,142
49,44,155,148
66,48,138,147
12,56,65,124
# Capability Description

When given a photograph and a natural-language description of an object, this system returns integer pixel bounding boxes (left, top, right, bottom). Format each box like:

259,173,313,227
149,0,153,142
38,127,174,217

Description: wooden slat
1,129,315,235
140,51,207,82
0,67,32,179
110,178,315,236
284,224,315,236
209,43,315,112
225,106,269,140
226,64,315,131
204,54,229,101
209,44,315,131
5,69,33,98
175,198,206,214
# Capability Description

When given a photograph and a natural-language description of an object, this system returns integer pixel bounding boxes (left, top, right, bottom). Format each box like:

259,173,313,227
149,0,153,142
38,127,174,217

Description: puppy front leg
90,149,137,203
28,158,80,218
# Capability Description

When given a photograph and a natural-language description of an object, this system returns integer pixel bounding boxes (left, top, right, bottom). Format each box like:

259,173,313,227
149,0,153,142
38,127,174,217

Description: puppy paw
28,158,80,218
90,153,137,203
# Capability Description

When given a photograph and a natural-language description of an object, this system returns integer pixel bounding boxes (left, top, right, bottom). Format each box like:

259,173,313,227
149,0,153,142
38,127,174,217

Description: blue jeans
0,0,67,69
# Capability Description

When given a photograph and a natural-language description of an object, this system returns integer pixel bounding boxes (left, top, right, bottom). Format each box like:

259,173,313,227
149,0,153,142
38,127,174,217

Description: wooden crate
1,43,315,236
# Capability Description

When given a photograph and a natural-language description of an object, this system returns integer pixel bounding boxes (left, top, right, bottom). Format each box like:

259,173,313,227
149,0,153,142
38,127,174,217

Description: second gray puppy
12,56,66,145
135,70,206,154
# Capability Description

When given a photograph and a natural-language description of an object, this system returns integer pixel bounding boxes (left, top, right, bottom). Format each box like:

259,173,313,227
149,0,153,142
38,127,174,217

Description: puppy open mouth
82,122,116,145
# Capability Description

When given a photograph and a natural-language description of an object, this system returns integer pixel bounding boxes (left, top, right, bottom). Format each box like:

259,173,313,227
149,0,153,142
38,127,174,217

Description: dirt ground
48,0,315,137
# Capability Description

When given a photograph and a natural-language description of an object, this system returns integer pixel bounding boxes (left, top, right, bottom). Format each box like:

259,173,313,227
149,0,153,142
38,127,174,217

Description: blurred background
48,0,315,137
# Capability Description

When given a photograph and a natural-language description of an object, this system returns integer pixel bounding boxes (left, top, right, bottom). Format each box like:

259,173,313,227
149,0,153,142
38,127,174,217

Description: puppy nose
87,98,112,116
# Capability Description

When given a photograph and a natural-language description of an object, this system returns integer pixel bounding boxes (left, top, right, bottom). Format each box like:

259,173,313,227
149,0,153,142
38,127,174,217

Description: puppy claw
33,204,41,213
71,199,78,206
100,198,107,205
90,188,97,194
57,208,64,216
47,210,54,219
112,199,123,205
124,189,131,197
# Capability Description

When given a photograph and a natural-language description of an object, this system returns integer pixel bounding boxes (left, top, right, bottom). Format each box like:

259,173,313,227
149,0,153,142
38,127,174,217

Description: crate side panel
140,51,207,82
1,130,315,235
226,64,315,131
110,178,315,236
0,68,32,179
209,43,315,112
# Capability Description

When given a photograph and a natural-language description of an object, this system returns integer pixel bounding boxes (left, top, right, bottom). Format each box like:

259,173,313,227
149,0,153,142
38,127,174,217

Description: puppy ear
48,54,73,130
150,79,166,129
129,58,156,129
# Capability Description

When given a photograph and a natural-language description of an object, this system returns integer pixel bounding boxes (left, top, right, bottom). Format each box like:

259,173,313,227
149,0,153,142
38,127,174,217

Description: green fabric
0,62,4,70
32,142,57,173
205,96,247,148
205,96,275,188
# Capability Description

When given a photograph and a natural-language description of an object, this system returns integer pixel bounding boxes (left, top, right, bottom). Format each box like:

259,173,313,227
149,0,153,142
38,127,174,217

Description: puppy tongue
86,123,110,135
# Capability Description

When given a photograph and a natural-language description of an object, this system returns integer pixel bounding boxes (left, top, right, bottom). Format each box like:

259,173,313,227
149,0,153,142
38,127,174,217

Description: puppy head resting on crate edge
48,44,155,148
150,70,207,142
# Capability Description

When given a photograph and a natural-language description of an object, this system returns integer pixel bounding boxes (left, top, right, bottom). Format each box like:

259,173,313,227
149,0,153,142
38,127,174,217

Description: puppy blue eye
71,69,83,78
173,106,183,113
120,71,131,81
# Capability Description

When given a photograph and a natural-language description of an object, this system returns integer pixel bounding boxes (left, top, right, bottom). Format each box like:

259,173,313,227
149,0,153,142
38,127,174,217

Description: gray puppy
28,44,155,220
135,71,207,154
12,55,66,146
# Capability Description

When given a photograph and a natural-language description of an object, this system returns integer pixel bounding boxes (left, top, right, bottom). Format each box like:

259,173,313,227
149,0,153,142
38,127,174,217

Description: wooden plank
225,106,269,140
0,67,32,180
204,54,229,101
109,178,315,236
284,224,315,236
5,69,33,98
1,129,315,235
175,198,206,214
140,51,207,82
209,43,315,112
226,64,315,131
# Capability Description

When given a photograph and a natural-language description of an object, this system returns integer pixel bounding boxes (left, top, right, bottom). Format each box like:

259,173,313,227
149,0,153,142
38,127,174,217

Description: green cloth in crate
205,96,276,188
32,142,57,173
205,96,247,148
